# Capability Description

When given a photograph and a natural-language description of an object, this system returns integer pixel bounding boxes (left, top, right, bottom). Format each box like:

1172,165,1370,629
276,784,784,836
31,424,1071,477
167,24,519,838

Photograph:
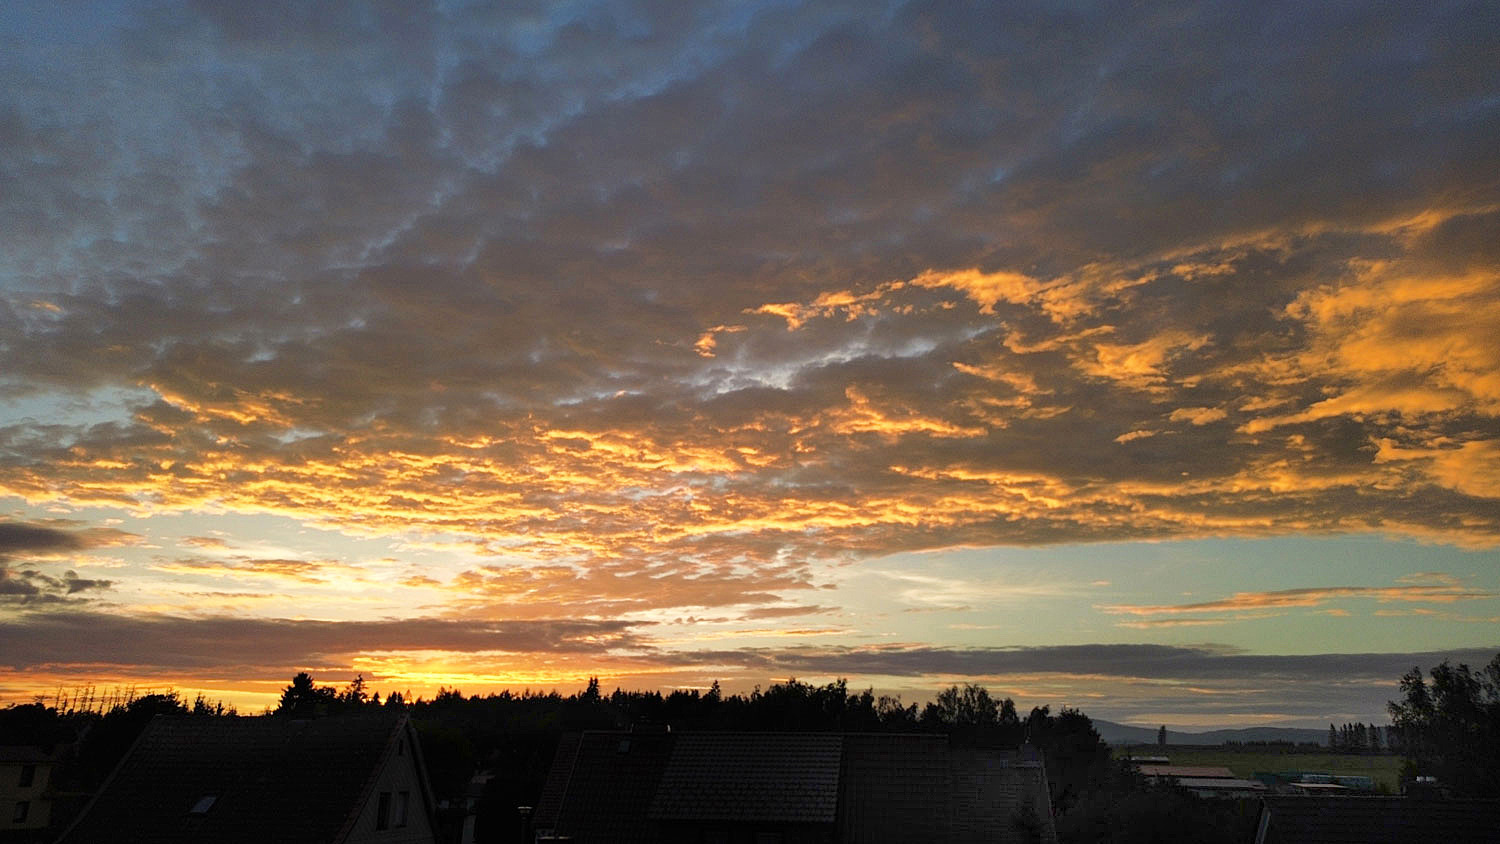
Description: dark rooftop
649,732,844,823
538,731,1058,844
58,713,417,844
1258,796,1500,844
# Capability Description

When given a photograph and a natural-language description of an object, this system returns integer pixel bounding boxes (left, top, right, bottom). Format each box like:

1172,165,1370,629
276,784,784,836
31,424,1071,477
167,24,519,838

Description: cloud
0,567,114,604
0,521,139,558
1114,616,1276,629
0,523,89,556
660,643,1500,721
0,521,139,605
0,610,646,673
428,560,814,618
741,605,837,620
1098,580,1496,617
1169,407,1228,427
148,556,370,586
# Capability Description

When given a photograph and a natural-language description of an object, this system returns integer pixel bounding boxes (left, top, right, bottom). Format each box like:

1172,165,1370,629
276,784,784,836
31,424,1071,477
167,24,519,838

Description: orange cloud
1099,580,1494,616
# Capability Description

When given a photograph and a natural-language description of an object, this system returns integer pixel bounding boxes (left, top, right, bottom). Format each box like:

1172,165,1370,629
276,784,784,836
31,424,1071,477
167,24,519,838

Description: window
12,801,28,824
376,791,392,830
189,795,217,815
18,765,35,788
396,791,410,828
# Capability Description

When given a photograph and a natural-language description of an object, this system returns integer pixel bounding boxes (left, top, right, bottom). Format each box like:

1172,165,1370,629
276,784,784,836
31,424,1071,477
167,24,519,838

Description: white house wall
344,731,437,844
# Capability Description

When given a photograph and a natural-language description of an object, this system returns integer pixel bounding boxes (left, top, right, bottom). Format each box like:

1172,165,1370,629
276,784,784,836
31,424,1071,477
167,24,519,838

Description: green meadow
1121,746,1406,792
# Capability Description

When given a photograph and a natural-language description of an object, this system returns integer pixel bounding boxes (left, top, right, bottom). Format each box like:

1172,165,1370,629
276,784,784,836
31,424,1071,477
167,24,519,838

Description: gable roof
1257,796,1500,844
538,731,1057,844
58,713,430,844
837,733,952,842
649,732,844,823
534,729,673,843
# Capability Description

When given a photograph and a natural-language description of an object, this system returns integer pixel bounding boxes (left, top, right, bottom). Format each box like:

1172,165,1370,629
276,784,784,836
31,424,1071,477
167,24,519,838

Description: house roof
649,732,844,823
837,733,952,842
1174,777,1265,791
534,729,673,843
1257,796,1500,844
538,731,1058,844
58,713,426,844
1137,764,1237,779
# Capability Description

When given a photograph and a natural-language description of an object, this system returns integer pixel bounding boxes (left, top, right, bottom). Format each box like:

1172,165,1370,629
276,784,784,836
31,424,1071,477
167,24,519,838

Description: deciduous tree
1387,653,1500,795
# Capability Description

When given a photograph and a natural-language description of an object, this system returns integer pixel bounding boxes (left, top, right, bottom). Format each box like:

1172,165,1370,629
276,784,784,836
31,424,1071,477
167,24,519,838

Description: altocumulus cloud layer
0,1,1497,717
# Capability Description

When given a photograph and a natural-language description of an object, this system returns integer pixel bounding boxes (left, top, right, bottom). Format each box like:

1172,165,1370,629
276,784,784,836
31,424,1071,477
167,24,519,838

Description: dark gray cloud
0,522,87,556
700,643,1500,684
670,643,1500,721
0,567,114,604
0,520,139,563
0,610,645,672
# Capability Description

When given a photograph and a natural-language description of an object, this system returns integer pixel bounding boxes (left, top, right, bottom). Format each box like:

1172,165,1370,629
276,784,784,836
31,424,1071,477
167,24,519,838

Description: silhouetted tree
0,703,74,747
76,693,192,786
1027,707,1111,815
1388,653,1500,795
339,674,370,707
876,694,919,729
1000,697,1019,726
276,672,337,716
922,683,1020,740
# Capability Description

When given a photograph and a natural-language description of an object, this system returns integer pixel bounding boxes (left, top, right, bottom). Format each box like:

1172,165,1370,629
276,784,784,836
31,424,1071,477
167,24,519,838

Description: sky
1,0,1497,728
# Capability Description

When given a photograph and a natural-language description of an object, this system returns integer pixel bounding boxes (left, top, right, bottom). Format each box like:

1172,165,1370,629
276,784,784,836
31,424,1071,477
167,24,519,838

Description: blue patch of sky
0,386,154,433
832,537,1500,654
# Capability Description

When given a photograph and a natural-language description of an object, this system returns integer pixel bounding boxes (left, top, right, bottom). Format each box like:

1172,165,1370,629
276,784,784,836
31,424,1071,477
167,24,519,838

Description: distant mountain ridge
1091,719,1330,746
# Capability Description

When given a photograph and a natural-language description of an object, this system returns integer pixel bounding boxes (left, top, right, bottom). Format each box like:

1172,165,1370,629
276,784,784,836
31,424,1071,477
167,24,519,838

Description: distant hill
1092,719,1329,746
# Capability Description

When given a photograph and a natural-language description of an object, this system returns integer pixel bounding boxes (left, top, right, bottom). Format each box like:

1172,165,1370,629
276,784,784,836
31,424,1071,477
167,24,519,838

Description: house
534,730,1058,843
0,745,62,836
1253,796,1500,844
57,713,437,844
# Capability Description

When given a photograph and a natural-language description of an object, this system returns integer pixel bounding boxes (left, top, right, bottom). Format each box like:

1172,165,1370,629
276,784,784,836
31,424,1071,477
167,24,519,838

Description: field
1117,745,1406,792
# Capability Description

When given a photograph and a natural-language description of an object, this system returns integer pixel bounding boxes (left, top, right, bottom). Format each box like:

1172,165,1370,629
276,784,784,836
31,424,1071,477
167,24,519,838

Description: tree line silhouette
1326,721,1391,754
5,652,1496,843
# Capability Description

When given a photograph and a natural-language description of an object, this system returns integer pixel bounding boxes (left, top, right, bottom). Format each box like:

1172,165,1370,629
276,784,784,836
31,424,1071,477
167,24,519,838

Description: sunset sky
2,1,1497,727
